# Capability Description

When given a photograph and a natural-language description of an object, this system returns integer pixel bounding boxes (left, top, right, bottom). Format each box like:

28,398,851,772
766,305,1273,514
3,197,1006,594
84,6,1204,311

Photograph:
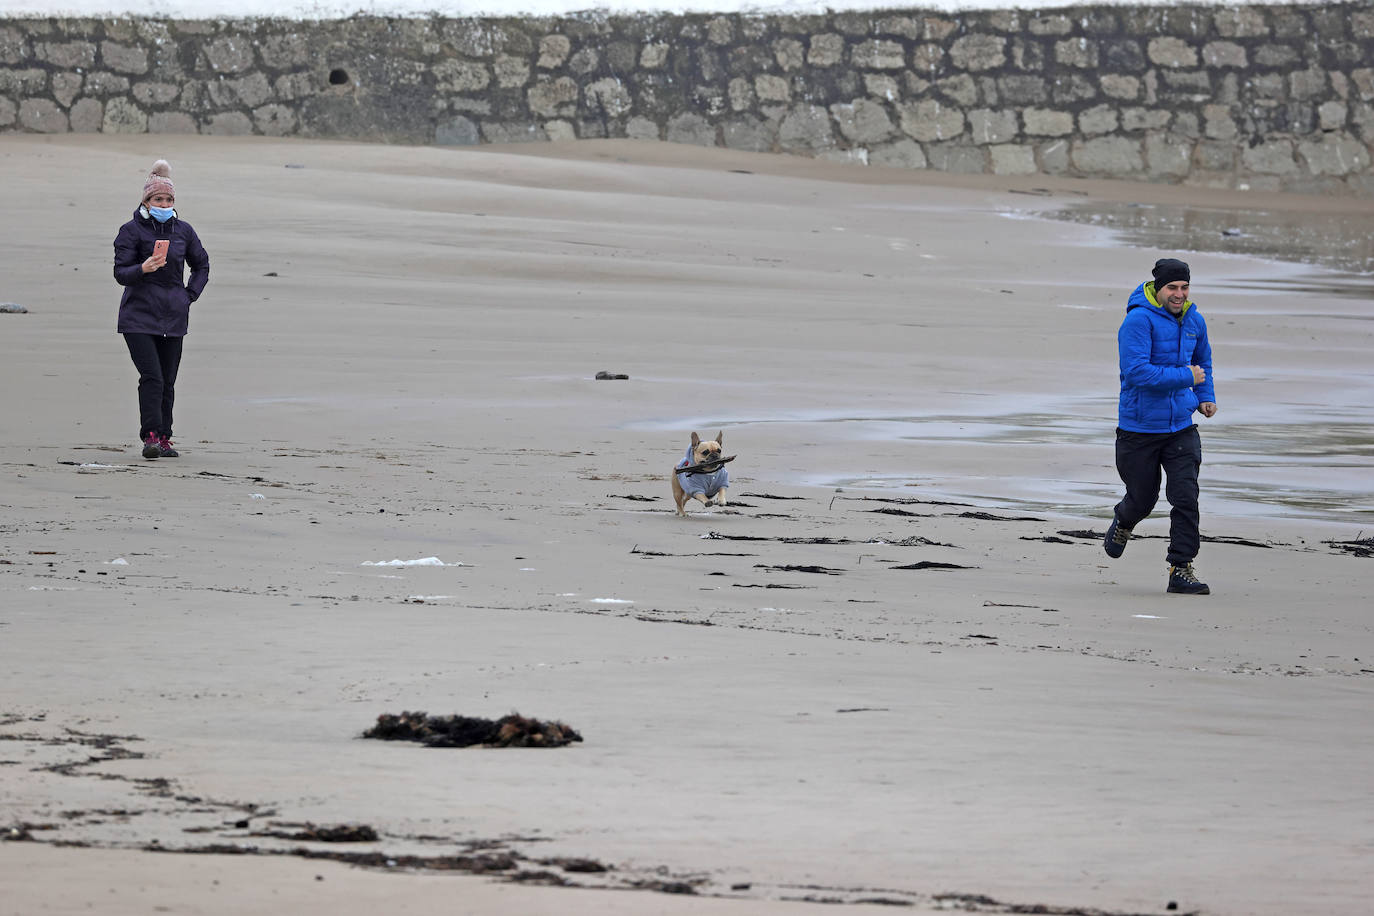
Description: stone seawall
3,4,1373,193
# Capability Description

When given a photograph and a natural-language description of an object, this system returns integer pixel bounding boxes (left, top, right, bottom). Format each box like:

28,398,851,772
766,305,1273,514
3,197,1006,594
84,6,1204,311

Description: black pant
123,333,184,441
1114,425,1202,566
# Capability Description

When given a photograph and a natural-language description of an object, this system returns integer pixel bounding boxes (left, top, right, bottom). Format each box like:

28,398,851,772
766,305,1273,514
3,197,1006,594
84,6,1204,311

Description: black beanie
1152,258,1190,288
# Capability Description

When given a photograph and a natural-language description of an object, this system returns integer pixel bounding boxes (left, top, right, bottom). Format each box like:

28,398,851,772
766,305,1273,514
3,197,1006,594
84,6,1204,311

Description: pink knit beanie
142,159,174,202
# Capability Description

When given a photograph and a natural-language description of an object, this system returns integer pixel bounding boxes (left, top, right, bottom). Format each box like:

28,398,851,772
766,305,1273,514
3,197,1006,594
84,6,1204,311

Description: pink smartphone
153,239,169,260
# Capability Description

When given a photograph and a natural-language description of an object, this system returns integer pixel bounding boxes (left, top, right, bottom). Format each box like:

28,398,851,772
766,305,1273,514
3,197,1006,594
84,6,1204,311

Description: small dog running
671,430,732,517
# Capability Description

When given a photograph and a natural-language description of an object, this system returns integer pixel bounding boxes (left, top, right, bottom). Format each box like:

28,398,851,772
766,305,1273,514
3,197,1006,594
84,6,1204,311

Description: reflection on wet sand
1041,201,1374,276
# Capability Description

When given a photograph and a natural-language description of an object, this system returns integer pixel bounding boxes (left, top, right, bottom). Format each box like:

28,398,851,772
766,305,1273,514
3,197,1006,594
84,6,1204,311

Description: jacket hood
1128,280,1192,318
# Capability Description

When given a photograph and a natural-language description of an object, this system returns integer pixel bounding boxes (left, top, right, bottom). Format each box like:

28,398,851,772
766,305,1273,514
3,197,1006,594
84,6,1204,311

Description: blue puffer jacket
113,207,210,337
1117,281,1215,433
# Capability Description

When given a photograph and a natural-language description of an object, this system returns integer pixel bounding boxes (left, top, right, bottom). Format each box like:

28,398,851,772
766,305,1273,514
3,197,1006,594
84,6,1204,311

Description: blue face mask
148,206,176,223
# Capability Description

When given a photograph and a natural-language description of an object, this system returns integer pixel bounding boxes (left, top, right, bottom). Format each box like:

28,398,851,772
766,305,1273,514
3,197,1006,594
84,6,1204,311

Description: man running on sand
1105,257,1217,595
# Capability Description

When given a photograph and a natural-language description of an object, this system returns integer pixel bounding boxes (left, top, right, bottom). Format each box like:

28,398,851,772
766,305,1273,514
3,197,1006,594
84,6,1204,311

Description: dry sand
2,134,1372,915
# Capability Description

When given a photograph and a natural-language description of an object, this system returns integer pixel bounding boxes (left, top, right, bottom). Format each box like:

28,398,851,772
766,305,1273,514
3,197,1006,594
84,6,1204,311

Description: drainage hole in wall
329,68,350,85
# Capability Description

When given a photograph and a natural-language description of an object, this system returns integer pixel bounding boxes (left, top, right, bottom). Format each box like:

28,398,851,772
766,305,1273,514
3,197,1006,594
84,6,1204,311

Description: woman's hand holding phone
143,239,169,273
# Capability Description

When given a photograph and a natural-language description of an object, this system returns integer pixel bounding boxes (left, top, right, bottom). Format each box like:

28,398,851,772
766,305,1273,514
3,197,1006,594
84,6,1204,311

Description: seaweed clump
363,711,582,748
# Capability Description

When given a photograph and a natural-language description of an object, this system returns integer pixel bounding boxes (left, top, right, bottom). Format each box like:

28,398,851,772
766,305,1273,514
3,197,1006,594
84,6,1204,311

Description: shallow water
1040,201,1374,276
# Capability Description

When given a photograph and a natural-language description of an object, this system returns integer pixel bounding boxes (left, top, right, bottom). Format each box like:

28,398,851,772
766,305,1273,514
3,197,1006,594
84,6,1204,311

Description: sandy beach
2,134,1372,915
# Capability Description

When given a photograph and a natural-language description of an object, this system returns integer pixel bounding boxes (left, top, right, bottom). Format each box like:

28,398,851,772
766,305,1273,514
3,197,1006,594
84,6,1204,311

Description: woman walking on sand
113,159,210,459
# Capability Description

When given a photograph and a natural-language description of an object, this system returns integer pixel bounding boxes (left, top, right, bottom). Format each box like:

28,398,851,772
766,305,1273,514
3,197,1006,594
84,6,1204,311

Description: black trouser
1114,425,1202,566
122,333,184,441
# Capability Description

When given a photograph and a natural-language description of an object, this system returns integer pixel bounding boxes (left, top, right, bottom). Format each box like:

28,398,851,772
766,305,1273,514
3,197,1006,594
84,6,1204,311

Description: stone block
204,36,255,73
1298,135,1371,175
1160,70,1212,99
0,27,26,66
922,17,958,42
1202,103,1238,140
20,99,68,133
1145,134,1192,176
1038,138,1070,173
773,38,804,72
869,138,927,169
967,108,1017,144
1354,11,1374,39
1011,37,1045,72
667,111,717,146
706,16,734,46
1170,111,1198,137
1100,74,1140,101
99,97,146,133
435,60,490,93
639,42,668,69
741,17,771,41
998,75,1047,105
1318,101,1347,131
911,43,944,74
1201,41,1246,69
274,72,317,102
83,72,131,97
252,104,296,136
69,97,103,132
568,48,599,76
1354,69,1374,102
903,72,931,97
1253,44,1299,69
35,40,96,69
1028,15,1072,36
1289,68,1327,100
1310,9,1349,42
586,77,633,117
1052,74,1097,105
482,121,549,143
538,34,571,68
778,103,835,151
949,33,1006,71
1213,8,1269,39
852,39,905,71
1193,140,1235,170
728,77,753,112
936,73,979,107
260,33,312,69
209,72,272,109
722,115,774,151
876,17,922,40
494,55,530,89
51,72,82,108
1147,37,1197,69
1079,103,1118,135
133,81,181,106
1121,107,1171,132
0,96,16,128
626,115,660,139
864,74,898,102
1103,40,1146,72
545,119,577,141
1072,136,1143,174
203,111,252,135
143,110,197,134
989,143,1037,174
727,44,772,78
898,99,964,142
808,34,845,68
833,13,873,37
100,41,148,75
830,98,894,144
1022,107,1073,136
1251,72,1286,100
1055,38,1098,69
926,142,987,174
526,76,578,117
755,73,790,103
1242,138,1297,174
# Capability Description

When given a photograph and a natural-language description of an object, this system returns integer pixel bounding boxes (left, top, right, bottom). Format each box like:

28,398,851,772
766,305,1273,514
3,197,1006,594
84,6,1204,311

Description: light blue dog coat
676,445,729,499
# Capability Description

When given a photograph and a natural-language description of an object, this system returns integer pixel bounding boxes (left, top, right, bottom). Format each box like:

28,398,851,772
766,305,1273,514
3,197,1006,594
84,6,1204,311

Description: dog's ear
690,432,700,447
715,431,724,448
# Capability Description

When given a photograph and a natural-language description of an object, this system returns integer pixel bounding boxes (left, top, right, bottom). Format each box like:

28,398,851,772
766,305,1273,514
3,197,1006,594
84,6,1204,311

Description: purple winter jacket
113,207,209,337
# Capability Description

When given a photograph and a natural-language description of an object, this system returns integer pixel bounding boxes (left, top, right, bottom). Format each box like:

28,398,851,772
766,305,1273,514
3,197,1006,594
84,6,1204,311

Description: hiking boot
156,435,179,458
1103,516,1132,558
1167,563,1210,595
141,433,161,459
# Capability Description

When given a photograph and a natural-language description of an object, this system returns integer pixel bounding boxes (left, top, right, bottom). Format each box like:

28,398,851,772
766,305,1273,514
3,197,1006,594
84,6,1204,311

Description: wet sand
1,134,1372,915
